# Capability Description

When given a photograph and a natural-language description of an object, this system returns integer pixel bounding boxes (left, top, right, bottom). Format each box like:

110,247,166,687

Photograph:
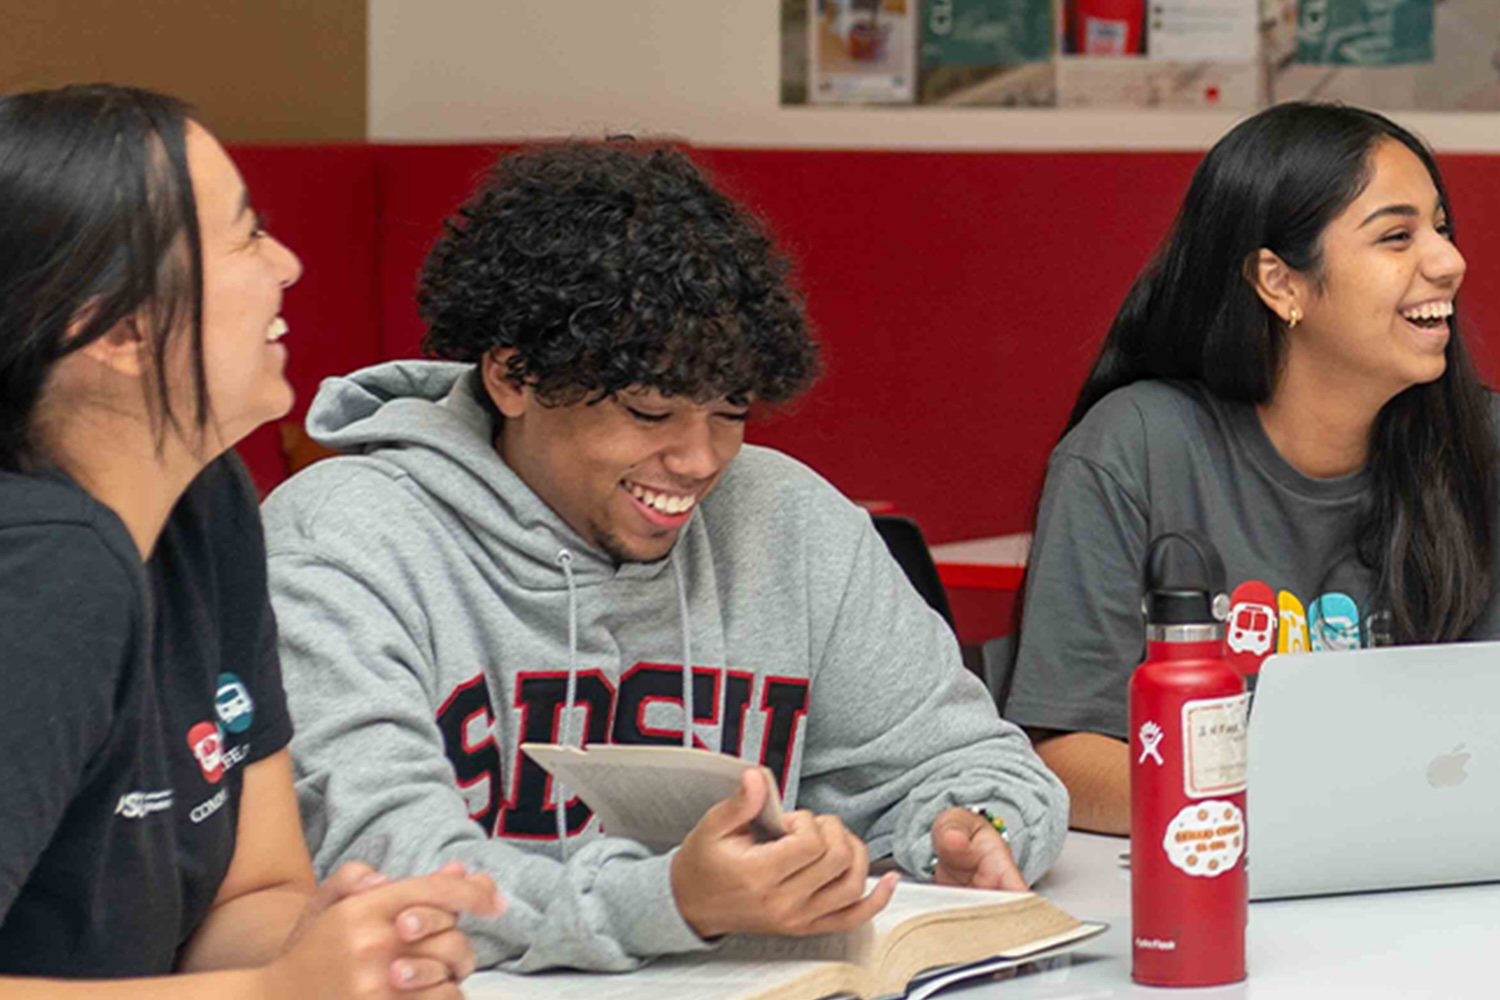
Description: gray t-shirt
1007,379,1500,740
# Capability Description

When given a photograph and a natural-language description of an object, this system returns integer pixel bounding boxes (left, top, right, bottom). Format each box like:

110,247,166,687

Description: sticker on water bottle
1181,693,1249,798
1163,800,1244,878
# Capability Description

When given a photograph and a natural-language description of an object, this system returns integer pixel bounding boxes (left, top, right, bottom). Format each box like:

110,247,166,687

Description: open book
505,743,1104,999
463,879,1104,1000
521,743,786,850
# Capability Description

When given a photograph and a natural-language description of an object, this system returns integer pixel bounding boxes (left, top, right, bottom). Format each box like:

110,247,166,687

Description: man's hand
671,769,898,939
930,808,1026,891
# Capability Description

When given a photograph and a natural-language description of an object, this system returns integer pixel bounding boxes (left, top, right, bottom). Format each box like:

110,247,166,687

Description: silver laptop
1247,641,1500,900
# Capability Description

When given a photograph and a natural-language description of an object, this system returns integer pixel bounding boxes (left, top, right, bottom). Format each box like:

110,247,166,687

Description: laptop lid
1246,641,1500,900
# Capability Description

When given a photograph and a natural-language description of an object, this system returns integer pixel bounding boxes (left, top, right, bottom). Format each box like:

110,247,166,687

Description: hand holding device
671,769,898,939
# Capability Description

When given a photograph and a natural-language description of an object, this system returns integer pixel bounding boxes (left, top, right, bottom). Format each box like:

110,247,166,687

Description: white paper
521,744,784,851
1181,692,1249,798
1147,0,1258,62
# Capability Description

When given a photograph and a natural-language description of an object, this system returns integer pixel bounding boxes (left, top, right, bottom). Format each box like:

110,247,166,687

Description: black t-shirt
0,454,292,976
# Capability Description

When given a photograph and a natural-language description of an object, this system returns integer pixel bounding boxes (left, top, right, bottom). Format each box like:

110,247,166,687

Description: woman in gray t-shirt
1008,102,1498,835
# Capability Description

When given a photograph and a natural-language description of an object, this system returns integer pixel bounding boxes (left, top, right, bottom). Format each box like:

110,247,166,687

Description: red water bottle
1130,531,1248,987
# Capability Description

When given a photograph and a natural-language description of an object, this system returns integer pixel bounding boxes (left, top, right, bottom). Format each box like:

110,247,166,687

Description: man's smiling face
489,357,749,563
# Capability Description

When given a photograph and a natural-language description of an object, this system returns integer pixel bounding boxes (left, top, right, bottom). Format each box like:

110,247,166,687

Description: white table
966,831,1500,998
465,832,1500,998
462,827,1494,1000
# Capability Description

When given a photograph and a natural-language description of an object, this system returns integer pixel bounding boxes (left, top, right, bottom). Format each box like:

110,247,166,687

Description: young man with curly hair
263,141,1067,973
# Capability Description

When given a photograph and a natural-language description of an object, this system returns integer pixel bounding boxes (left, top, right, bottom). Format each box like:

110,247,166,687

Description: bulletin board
781,0,1500,112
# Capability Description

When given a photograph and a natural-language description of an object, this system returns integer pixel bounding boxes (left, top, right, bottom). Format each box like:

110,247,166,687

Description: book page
870,889,1087,995
869,881,1033,937
715,880,1028,967
717,918,876,965
902,922,1109,1000
521,744,784,852
462,883,1102,1000
463,955,842,1000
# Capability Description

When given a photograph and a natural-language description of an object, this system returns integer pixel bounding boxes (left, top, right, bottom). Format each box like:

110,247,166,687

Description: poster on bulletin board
1295,0,1435,66
1271,0,1499,109
923,0,1053,64
809,0,919,104
781,0,1500,111
1055,0,1259,109
919,0,1056,105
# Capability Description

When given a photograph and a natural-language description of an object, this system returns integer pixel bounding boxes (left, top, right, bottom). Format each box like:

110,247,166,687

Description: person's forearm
1033,731,1130,835
0,879,310,996
176,883,313,972
0,970,264,999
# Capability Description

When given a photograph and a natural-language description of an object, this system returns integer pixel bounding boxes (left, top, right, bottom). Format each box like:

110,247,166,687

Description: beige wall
0,0,365,143
368,0,1500,152
7,2,1496,151
368,0,1230,149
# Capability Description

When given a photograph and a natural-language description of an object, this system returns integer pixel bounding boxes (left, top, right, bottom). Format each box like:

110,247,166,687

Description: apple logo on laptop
1427,745,1471,788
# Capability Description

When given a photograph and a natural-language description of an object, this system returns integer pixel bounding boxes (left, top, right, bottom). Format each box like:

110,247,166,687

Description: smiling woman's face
183,121,303,452
1289,139,1466,397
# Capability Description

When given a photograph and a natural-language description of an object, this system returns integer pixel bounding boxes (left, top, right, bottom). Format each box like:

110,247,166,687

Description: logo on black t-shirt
114,789,173,819
214,672,255,734
186,722,225,784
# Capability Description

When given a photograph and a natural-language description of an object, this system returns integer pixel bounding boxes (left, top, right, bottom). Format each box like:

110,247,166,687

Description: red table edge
935,562,1026,592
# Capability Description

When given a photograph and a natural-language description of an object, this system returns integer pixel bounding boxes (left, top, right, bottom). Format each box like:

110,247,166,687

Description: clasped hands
671,769,1025,940
268,860,505,999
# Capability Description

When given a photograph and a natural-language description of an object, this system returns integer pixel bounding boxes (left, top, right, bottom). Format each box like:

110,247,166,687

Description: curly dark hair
418,140,819,406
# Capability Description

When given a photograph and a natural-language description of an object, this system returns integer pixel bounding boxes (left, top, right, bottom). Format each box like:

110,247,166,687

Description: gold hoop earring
1287,306,1301,330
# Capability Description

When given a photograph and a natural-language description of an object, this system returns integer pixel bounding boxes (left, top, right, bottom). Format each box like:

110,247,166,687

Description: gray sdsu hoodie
263,361,1067,973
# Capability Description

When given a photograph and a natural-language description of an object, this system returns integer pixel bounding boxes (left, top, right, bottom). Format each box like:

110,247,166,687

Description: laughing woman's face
185,121,303,453
1287,139,1465,398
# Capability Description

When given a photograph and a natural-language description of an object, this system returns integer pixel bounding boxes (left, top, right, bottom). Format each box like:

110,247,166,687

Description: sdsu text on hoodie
263,361,1068,972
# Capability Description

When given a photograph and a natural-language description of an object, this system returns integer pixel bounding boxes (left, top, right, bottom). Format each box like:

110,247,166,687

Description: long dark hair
1066,102,1496,644
0,83,208,472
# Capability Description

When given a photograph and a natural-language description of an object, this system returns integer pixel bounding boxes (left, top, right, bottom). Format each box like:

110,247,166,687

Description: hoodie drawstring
554,549,580,859
550,545,731,858
672,555,695,750
673,551,729,754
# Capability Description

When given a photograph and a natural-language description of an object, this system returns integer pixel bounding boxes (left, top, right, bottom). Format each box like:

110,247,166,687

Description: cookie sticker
1163,801,1244,878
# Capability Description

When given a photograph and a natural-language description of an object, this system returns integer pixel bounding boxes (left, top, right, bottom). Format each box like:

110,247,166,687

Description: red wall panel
692,148,1201,543
227,142,1500,550
1441,157,1500,379
376,145,516,360
228,145,382,492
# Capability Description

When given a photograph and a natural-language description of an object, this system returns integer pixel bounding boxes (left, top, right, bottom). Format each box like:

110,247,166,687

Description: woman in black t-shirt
0,85,503,996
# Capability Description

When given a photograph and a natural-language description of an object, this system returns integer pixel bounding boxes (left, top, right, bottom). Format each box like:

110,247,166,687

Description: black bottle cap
1145,588,1221,625
1143,531,1229,627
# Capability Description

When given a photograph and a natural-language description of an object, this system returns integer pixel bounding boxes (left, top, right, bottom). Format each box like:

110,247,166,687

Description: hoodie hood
305,359,675,593
305,359,710,852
